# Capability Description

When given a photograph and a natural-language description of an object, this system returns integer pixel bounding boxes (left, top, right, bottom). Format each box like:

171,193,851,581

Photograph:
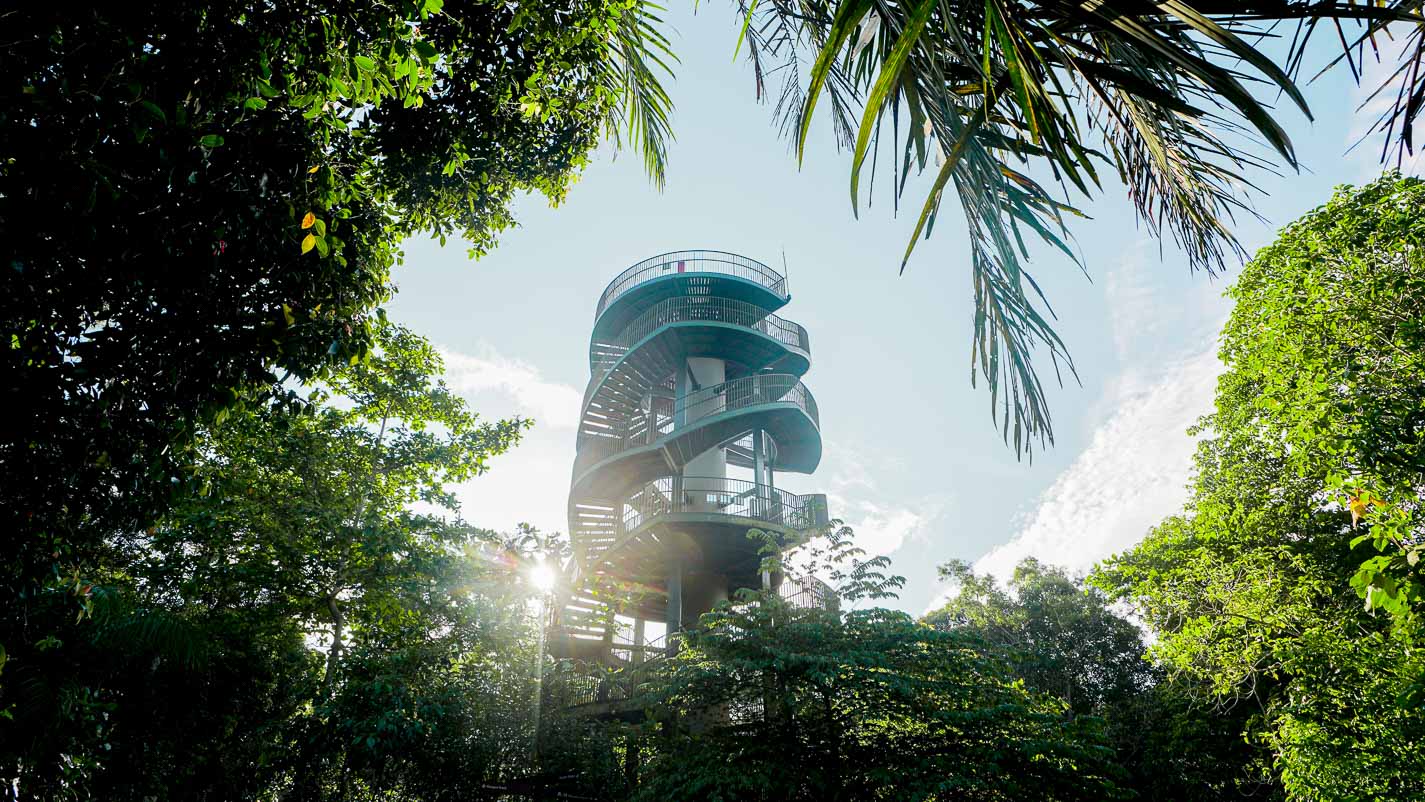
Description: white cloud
450,432,574,536
1102,240,1227,363
441,343,582,429
833,496,931,558
1102,239,1162,361
431,342,582,535
802,439,934,559
774,438,937,580
970,344,1221,585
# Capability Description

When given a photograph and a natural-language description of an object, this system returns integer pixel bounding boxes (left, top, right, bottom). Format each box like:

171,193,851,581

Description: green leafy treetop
1,323,563,799
622,526,1126,802
0,0,672,599
929,558,1282,801
1093,173,1425,802
927,558,1155,715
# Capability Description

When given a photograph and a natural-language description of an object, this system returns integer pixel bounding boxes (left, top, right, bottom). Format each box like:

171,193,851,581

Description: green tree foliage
929,559,1281,801
734,0,1425,455
1213,175,1425,617
1,325,555,800
0,0,672,593
1094,174,1425,801
927,559,1151,714
627,529,1124,801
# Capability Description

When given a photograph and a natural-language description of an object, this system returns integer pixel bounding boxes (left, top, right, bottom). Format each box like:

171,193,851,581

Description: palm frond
1294,2,1425,168
733,0,1425,458
601,0,679,189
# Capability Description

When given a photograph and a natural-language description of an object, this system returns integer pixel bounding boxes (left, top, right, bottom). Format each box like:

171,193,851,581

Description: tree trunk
324,593,344,692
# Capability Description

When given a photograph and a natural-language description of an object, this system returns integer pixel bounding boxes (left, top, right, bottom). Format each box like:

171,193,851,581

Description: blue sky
389,5,1422,613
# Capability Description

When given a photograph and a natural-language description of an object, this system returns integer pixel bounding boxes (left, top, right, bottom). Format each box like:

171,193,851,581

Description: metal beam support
665,554,683,653
752,428,767,517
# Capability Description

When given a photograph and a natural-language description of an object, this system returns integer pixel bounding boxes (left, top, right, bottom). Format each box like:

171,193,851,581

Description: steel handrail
546,571,832,708
545,652,668,709
778,571,836,610
594,251,788,322
588,295,809,379
574,374,817,476
620,475,823,535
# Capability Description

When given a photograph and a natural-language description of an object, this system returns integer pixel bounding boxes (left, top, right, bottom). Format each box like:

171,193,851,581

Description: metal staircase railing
778,572,837,611
588,295,809,379
574,374,818,479
620,476,826,538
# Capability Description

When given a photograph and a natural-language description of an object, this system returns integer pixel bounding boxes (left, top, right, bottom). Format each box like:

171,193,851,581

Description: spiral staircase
547,251,832,707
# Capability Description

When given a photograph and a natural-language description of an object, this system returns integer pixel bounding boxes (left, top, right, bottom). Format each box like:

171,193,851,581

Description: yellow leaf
1349,493,1370,528
282,303,295,326
308,165,320,174
301,211,316,229
301,233,316,254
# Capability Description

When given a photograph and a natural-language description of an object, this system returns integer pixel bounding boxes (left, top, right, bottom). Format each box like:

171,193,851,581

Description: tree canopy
627,531,1126,802
3,323,556,799
1094,174,1425,802
929,558,1281,801
1,0,672,592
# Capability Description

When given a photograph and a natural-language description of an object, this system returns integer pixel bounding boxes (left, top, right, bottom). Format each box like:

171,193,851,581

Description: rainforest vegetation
3,1,1425,800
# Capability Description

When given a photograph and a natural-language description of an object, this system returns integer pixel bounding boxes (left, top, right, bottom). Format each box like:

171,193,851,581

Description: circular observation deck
611,476,829,580
591,250,791,339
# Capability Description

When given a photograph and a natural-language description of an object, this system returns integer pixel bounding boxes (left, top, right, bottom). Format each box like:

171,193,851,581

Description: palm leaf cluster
731,0,1425,456
600,1,679,188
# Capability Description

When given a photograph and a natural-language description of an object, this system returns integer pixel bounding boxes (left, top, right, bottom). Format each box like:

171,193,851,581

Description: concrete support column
673,360,691,428
752,428,766,478
682,357,728,508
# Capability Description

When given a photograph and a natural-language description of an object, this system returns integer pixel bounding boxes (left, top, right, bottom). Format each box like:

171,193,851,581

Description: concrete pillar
673,360,691,428
752,428,766,477
752,428,767,519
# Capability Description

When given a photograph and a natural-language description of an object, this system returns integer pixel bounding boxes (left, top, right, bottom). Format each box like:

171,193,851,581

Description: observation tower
551,250,830,671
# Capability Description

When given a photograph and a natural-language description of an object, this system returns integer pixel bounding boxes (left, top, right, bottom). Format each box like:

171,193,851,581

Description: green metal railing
588,295,809,380
574,374,818,478
778,572,836,611
611,632,670,663
620,476,824,535
546,573,834,712
594,251,788,322
545,654,667,710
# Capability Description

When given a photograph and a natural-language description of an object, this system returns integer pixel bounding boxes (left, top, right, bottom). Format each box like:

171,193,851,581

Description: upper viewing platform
592,250,791,337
